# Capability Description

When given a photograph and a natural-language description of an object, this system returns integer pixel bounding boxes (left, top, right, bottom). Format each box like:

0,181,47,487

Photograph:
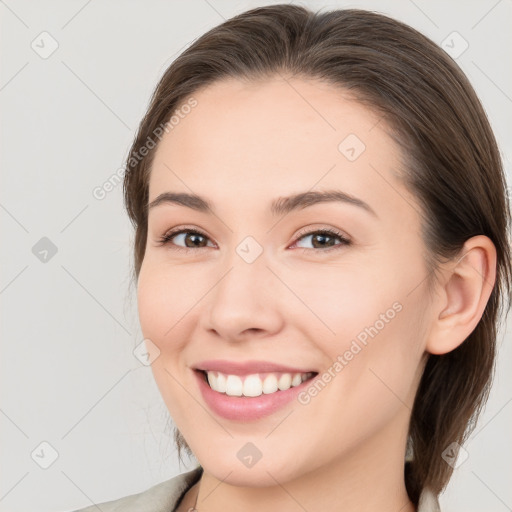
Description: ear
426,235,497,355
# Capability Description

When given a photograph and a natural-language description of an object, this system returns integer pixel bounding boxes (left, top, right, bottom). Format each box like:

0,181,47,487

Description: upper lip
193,359,317,376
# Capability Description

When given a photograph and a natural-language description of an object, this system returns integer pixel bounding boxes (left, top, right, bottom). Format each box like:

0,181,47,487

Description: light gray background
1,1,511,511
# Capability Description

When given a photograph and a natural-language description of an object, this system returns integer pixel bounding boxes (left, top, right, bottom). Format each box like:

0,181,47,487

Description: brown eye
292,228,351,253
157,228,214,252
156,226,351,255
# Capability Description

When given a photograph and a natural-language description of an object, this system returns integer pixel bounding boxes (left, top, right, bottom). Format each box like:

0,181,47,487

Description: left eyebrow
147,189,378,218
270,190,377,218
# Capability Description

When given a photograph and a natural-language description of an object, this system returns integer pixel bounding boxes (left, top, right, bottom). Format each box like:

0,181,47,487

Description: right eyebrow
147,192,211,213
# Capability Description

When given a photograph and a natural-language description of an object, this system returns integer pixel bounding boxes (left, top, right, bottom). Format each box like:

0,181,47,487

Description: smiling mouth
196,369,318,397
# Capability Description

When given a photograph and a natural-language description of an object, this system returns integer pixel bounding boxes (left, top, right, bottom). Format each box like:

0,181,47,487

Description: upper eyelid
294,225,350,239
161,225,348,238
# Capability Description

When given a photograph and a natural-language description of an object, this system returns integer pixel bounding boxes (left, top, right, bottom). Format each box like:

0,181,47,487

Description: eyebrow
147,189,377,218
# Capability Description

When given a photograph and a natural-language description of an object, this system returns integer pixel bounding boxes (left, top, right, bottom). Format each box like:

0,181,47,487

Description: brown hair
123,4,512,504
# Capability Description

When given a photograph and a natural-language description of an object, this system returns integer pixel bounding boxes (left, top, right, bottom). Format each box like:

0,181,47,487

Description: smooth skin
137,76,496,512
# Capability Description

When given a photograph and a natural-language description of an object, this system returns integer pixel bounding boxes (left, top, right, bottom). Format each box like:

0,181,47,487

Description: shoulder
417,487,441,512
65,466,203,512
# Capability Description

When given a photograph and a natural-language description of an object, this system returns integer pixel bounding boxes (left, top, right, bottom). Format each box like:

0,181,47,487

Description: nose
200,252,284,342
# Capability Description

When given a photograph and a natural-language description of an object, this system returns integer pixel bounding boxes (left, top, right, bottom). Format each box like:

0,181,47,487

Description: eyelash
156,226,351,255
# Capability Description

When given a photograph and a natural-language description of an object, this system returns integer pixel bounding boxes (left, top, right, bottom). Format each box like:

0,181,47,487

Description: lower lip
193,370,317,421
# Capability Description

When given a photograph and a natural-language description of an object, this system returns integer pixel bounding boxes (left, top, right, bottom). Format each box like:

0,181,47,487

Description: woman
72,4,511,511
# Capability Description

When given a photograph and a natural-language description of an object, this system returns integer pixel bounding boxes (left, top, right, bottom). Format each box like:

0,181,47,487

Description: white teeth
225,375,243,396
278,373,292,391
243,374,263,397
291,373,302,386
204,371,315,397
216,372,226,393
262,374,278,394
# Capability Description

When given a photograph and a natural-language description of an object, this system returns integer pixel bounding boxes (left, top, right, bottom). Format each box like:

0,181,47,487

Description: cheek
293,251,427,400
137,261,201,419
137,258,205,342
282,261,397,346
339,297,427,418
137,272,169,341
307,302,426,442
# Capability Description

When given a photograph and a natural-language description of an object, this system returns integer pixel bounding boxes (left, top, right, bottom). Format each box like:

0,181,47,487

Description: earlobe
425,235,497,355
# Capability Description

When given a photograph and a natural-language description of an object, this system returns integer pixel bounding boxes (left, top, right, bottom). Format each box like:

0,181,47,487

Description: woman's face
137,76,433,486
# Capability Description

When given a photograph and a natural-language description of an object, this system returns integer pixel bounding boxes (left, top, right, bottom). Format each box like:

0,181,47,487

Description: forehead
149,76,411,220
